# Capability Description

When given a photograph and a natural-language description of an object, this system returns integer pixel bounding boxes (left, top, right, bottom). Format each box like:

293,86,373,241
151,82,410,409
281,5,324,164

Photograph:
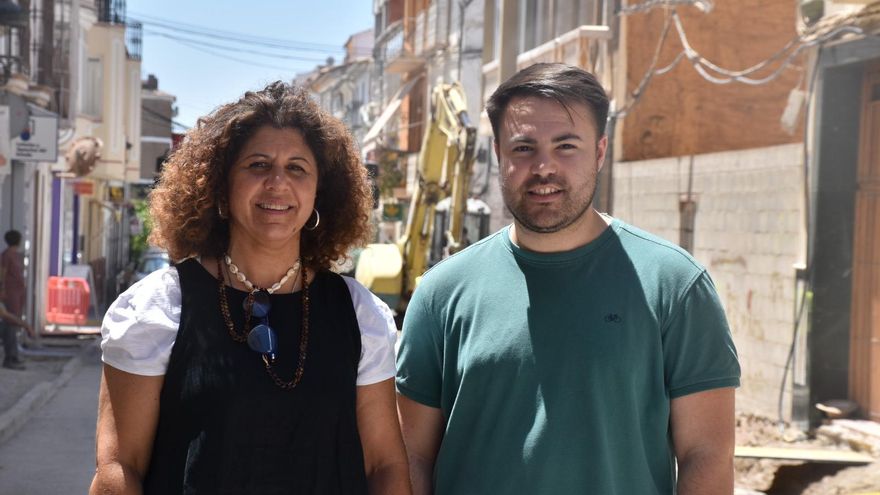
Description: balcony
516,25,612,70
125,21,142,61
97,0,126,25
377,20,424,74
413,2,448,57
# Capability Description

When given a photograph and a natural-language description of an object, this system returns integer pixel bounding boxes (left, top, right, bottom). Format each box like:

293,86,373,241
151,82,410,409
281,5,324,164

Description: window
519,0,538,52
83,57,103,118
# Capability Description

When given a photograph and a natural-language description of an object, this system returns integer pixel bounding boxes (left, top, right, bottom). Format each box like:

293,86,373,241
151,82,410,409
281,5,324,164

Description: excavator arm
356,82,476,313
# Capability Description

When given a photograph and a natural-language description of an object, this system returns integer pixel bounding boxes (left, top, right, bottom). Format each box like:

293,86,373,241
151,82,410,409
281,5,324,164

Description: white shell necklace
223,254,301,294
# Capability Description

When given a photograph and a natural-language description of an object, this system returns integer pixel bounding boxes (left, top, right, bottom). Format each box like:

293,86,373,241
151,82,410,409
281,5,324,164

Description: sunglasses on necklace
245,290,277,365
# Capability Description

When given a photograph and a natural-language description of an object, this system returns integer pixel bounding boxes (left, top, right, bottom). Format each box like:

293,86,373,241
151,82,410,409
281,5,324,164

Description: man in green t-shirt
396,63,740,494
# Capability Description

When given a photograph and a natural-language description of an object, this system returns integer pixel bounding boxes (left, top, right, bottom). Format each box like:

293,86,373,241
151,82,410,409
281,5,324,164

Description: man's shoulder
612,220,706,280
420,229,508,283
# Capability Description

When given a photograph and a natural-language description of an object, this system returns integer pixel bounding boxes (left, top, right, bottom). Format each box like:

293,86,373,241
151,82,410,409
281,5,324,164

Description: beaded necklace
224,254,300,294
217,257,310,390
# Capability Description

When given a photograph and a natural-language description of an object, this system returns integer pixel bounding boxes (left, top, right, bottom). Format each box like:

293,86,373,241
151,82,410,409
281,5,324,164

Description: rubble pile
735,413,880,494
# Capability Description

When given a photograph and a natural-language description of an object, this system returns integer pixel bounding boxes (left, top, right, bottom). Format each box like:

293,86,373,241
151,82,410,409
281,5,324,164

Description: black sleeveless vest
144,259,368,494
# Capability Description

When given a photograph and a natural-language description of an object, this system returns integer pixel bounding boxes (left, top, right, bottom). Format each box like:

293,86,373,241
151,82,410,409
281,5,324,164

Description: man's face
495,96,607,235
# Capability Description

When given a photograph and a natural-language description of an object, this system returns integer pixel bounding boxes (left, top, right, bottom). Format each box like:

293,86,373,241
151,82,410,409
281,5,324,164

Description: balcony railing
125,21,142,61
377,20,424,74
516,25,612,70
97,0,126,25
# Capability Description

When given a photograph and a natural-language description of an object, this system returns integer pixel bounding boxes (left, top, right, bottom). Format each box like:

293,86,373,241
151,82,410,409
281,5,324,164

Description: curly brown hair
148,81,373,271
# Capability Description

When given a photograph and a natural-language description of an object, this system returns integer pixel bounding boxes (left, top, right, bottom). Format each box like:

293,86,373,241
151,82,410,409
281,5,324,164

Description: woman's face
226,126,319,253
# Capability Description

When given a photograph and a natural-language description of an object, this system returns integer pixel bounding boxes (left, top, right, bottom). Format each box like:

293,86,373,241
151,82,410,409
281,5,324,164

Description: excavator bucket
355,243,404,310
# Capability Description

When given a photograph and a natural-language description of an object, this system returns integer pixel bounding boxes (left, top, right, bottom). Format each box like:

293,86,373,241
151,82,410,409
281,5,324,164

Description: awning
362,75,421,146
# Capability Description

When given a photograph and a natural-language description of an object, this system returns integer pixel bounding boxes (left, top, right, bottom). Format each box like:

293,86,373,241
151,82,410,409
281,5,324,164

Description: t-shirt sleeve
100,266,181,376
663,270,741,399
395,285,443,408
343,276,398,386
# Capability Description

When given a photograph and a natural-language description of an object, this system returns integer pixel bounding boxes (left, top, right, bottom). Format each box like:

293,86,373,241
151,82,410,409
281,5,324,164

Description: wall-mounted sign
71,180,94,196
382,203,404,222
12,112,59,162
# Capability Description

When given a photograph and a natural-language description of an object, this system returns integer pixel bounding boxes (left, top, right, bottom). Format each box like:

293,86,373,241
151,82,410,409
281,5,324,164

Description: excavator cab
429,197,491,267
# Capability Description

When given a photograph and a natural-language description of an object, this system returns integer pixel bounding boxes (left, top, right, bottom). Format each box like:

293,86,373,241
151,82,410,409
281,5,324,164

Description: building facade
0,0,146,333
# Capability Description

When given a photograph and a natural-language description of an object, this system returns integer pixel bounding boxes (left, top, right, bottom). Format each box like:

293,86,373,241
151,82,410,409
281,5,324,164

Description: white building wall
613,143,807,419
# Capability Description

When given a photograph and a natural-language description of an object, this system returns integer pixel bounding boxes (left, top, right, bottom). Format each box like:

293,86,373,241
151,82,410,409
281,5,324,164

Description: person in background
396,63,741,494
90,82,411,494
1,230,34,370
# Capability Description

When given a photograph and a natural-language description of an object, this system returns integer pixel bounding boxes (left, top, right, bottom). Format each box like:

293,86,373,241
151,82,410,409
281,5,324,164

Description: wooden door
850,62,880,422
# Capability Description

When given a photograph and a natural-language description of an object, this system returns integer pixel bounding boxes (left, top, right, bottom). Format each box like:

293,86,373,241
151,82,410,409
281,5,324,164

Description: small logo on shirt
604,313,622,324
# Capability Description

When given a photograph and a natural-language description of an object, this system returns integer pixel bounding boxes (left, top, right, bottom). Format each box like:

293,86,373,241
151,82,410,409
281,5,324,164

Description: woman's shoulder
336,274,396,332
101,266,181,376
120,265,181,308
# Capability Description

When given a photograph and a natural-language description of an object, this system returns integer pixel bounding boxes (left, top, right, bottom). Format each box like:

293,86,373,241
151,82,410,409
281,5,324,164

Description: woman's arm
89,365,164,495
397,394,444,495
357,378,412,495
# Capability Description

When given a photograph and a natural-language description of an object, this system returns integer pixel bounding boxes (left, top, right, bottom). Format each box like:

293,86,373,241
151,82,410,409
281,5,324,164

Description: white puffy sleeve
342,276,398,386
100,266,181,376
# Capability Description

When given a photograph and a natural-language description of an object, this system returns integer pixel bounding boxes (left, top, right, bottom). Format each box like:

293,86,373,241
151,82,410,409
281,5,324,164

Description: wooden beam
735,446,875,464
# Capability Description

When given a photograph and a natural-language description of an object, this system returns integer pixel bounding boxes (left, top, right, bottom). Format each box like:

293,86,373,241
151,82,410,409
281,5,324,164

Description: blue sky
127,1,374,129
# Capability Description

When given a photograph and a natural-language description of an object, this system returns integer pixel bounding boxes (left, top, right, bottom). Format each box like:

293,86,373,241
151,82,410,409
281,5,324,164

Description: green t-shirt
397,219,740,494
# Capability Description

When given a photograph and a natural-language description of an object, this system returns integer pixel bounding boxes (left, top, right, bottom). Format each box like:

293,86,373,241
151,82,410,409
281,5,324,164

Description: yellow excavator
355,82,488,316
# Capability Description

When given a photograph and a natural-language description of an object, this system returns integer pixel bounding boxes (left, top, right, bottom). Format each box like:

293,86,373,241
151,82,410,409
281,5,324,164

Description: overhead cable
168,37,306,72
128,11,348,53
142,105,191,130
672,10,867,85
612,10,676,118
141,29,332,63
613,8,869,118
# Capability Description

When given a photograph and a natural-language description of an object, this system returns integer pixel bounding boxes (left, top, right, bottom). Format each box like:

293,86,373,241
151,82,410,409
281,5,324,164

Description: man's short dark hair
4,230,21,247
486,63,610,139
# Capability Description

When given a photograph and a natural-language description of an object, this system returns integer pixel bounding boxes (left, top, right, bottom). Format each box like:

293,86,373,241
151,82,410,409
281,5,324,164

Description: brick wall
613,143,806,418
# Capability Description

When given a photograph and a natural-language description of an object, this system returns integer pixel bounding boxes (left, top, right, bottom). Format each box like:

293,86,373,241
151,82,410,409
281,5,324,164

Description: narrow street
0,345,101,494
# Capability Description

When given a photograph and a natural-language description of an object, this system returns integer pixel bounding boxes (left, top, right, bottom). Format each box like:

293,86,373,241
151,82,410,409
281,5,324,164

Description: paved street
0,344,101,494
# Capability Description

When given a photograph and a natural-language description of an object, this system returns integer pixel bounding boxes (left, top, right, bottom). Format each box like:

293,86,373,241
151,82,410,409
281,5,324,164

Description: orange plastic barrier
46,277,91,325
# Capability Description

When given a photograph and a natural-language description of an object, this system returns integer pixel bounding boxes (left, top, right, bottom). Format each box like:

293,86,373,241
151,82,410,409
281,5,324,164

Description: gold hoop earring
305,208,320,230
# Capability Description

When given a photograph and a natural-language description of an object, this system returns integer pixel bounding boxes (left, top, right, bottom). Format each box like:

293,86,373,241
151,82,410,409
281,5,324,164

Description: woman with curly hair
90,82,411,494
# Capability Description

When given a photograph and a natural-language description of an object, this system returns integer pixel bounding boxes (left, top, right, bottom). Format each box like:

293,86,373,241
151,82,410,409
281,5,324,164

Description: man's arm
0,304,33,337
397,394,444,495
90,364,163,495
670,387,736,495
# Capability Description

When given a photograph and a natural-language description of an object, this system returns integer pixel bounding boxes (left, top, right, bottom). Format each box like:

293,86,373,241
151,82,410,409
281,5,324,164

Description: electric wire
671,12,866,86
611,10,676,118
612,8,869,119
168,36,311,72
128,11,349,53
141,29,332,63
142,113,187,133
142,105,191,130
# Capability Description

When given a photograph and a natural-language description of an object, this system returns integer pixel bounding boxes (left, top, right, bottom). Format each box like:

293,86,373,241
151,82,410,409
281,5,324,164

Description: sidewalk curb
0,339,98,446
